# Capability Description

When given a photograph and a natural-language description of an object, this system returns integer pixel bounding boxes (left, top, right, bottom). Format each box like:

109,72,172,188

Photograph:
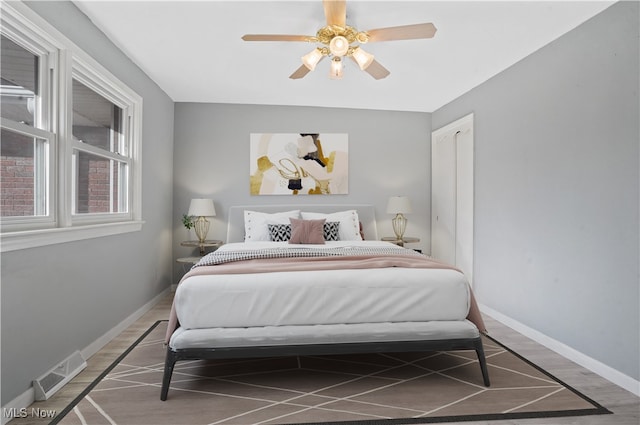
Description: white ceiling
72,1,615,113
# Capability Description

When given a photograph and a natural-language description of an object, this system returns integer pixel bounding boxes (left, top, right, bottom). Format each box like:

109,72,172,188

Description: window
0,35,38,127
1,28,55,230
0,2,142,252
71,73,131,220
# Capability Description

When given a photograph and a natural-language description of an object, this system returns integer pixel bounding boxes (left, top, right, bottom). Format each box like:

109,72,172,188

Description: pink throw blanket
166,254,487,344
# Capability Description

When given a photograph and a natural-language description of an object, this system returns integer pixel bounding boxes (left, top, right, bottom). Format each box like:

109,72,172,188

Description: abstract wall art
249,133,348,195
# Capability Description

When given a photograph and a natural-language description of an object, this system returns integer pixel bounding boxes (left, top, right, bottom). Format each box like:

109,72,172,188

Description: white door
431,114,474,284
431,132,457,265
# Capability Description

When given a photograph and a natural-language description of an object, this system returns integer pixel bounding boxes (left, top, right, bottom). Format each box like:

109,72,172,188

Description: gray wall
1,2,175,404
173,104,431,282
433,1,639,381
3,0,636,406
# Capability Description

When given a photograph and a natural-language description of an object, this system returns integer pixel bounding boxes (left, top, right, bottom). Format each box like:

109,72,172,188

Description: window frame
68,56,137,225
0,1,143,252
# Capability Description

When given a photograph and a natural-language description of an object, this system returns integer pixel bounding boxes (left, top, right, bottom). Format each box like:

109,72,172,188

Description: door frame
431,113,474,284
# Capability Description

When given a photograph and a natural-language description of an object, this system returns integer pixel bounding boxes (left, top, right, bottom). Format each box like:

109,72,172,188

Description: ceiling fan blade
323,0,346,27
349,56,390,79
289,65,312,79
242,34,315,42
363,59,390,80
365,23,437,42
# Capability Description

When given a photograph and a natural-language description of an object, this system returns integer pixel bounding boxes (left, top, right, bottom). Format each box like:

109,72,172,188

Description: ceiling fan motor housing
316,25,368,58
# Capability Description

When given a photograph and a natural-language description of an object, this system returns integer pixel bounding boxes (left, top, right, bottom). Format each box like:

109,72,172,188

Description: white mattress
175,241,470,330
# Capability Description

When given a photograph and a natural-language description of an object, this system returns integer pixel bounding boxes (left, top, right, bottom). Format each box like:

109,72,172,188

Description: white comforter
174,241,470,330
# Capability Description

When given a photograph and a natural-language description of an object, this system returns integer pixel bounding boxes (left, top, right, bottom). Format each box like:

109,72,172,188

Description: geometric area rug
51,321,611,425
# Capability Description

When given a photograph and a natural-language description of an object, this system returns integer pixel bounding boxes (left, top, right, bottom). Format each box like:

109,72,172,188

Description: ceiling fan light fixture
329,57,344,80
352,47,375,70
242,1,437,81
301,48,323,71
329,35,349,57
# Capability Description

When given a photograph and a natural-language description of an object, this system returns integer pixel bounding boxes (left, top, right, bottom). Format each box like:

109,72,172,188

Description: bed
161,204,489,400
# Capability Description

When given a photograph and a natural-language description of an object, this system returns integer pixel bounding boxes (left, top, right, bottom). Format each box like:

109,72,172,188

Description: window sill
0,221,144,252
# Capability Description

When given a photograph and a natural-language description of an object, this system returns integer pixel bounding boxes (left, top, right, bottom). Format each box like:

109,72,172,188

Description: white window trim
68,54,141,225
0,221,144,251
0,1,143,253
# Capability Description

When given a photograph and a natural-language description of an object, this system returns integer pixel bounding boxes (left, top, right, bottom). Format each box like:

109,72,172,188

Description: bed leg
161,348,178,401
474,338,491,387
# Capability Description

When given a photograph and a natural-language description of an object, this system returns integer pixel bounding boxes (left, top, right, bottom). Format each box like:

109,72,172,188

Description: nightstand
177,240,223,272
381,236,420,247
176,256,203,266
180,239,223,255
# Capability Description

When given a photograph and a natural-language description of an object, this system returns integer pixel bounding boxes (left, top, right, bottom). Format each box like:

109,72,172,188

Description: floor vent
33,350,86,401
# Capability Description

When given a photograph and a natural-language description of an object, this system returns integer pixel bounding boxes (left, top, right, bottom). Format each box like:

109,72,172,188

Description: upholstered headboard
227,204,378,243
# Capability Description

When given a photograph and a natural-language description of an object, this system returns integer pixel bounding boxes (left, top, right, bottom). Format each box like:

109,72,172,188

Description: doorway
431,113,474,284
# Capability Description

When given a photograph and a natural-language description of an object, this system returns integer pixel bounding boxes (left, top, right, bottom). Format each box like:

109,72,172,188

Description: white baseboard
480,303,640,397
1,288,170,425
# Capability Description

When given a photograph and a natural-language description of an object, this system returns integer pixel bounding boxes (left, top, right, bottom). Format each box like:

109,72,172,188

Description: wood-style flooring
7,290,640,425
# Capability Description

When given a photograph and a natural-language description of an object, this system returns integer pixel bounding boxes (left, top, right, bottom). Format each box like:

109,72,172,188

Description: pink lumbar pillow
288,218,326,244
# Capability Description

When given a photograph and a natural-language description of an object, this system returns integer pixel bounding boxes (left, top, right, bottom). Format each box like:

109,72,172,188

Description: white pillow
244,210,301,242
301,210,362,241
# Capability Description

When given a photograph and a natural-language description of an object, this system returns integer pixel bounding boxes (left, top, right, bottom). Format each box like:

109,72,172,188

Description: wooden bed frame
161,204,490,400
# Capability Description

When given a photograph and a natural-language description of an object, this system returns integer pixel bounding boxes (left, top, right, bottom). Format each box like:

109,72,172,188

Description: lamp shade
188,198,216,217
352,47,375,70
329,57,343,80
329,35,349,57
386,196,412,214
302,48,323,71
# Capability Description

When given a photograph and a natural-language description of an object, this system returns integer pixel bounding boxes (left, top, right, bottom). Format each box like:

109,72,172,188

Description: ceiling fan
241,0,437,80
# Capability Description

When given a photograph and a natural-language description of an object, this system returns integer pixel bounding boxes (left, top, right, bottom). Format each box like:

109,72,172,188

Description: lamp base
194,216,210,246
392,213,407,241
